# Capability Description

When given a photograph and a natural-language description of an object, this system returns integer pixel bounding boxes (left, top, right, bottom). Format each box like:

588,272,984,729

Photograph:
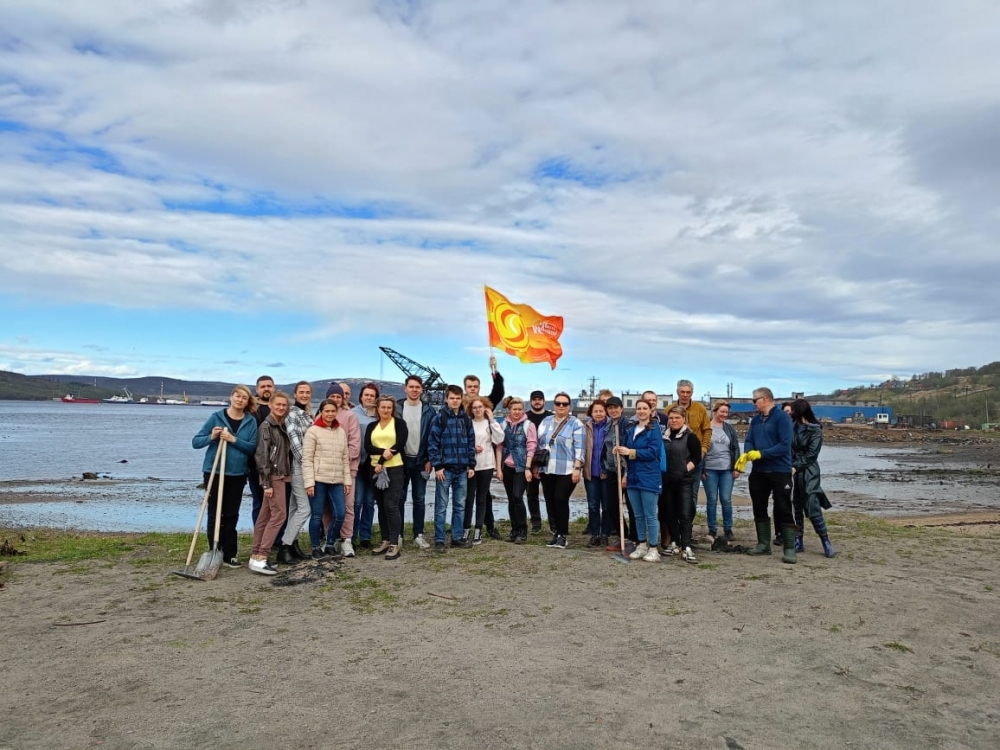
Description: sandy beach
2,435,999,749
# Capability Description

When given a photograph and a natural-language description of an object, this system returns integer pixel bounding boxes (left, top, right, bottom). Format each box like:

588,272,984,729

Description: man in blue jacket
427,385,476,552
738,387,796,563
400,375,435,549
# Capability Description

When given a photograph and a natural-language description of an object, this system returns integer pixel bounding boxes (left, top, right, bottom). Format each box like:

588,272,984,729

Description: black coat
792,423,832,516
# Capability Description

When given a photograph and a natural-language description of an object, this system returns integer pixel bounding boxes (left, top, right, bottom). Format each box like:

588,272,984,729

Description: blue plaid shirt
536,415,585,475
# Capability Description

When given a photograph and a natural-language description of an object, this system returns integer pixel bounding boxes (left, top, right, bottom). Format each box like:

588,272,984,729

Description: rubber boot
277,545,296,564
810,516,836,558
747,519,772,555
781,526,797,564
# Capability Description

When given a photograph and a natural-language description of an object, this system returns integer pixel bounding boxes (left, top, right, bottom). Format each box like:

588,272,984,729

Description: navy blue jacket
744,406,793,473
622,422,665,494
401,400,435,465
427,407,476,471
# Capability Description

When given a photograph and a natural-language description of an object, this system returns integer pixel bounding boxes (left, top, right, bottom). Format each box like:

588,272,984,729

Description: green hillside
0,371,117,401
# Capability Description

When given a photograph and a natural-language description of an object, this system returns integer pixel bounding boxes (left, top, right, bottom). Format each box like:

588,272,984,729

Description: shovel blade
611,553,630,563
171,568,205,581
193,549,223,581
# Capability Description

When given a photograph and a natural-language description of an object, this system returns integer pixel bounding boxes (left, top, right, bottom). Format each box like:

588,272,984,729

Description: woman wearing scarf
302,399,352,560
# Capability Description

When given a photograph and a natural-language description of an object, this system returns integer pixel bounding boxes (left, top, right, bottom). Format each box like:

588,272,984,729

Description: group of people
191,364,836,576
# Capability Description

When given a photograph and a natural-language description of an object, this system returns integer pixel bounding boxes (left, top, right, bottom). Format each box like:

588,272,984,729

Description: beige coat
302,422,353,488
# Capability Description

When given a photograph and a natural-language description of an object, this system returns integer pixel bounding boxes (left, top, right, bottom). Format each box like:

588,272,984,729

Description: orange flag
485,286,564,369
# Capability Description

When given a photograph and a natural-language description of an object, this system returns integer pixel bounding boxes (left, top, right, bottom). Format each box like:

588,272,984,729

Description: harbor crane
379,347,448,404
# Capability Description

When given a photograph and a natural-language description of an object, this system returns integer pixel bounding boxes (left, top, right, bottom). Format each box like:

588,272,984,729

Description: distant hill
0,371,405,402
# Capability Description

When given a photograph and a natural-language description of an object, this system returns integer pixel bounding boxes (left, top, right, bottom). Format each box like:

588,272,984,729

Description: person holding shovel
191,384,259,568
614,399,664,562
249,391,292,576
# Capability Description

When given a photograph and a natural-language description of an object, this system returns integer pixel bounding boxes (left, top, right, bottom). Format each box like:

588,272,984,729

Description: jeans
702,469,735,534
400,455,428,537
464,469,494,530
602,475,629,538
749,471,794,530
583,477,607,536
540,472,574,536
434,468,467,543
630,488,660,546
309,482,346,549
502,464,529,530
352,471,376,542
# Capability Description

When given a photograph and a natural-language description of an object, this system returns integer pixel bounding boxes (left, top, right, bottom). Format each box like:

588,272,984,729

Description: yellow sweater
370,421,404,468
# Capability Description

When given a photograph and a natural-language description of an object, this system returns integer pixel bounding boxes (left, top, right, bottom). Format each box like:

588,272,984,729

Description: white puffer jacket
302,420,353,488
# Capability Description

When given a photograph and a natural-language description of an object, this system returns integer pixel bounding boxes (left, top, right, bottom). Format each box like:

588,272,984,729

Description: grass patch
739,573,773,581
697,562,720,571
828,624,843,634
0,528,197,565
340,575,399,614
883,641,914,653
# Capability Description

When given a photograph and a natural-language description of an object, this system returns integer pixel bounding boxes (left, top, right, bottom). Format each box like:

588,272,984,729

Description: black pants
540,473,574,535
502,464,529,530
464,469,494,529
663,477,696,549
603,475,630,539
204,472,247,561
373,466,405,544
749,471,794,530
526,475,543,526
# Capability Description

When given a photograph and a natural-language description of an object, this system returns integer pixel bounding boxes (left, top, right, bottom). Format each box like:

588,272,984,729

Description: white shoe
682,546,697,564
642,547,661,562
665,542,680,556
248,558,277,576
340,539,355,558
413,534,430,550
629,542,650,560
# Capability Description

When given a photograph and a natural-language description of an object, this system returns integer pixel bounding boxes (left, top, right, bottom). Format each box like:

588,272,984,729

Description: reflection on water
1,401,996,530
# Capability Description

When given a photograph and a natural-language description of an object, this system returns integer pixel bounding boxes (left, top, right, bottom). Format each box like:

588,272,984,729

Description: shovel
611,423,630,563
194,440,227,580
172,442,223,580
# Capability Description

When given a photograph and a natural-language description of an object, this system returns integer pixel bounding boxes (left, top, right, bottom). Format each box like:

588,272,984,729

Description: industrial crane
379,347,448,404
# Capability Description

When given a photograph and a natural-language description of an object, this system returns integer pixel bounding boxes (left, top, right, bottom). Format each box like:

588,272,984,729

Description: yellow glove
735,450,761,472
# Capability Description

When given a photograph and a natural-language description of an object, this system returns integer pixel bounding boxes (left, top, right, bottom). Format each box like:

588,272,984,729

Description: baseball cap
605,396,623,408
530,390,545,400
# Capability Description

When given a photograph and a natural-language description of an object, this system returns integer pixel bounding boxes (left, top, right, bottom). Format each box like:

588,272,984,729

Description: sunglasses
554,401,570,407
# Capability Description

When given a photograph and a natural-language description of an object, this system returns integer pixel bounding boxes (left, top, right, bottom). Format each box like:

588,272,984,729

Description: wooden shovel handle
184,441,223,567
212,441,227,546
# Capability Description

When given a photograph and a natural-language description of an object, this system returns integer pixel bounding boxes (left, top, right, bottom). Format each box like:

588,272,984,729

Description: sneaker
605,536,622,552
623,540,637,556
248,558,277,576
725,530,735,541
642,547,661,563
472,529,483,546
545,533,560,548
629,542,650,560
586,535,601,548
553,535,567,549
514,532,527,545
665,542,680,556
531,523,543,535
434,541,446,553
682,546,697,564
413,534,430,550
385,545,401,561
341,538,355,558
311,547,330,561
225,557,240,568
487,528,503,541
452,535,472,549
323,544,344,560
371,541,391,556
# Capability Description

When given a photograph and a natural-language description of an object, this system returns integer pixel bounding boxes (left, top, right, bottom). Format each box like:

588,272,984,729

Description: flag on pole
484,286,564,369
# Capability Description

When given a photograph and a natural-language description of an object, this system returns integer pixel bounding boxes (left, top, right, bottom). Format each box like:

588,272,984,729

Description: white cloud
2,0,1000,387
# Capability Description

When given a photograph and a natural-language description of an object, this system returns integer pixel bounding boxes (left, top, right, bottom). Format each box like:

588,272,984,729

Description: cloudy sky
2,0,999,399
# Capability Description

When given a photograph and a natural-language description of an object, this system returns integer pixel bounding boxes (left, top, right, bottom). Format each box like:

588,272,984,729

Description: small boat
62,395,100,404
200,399,228,407
102,388,134,404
